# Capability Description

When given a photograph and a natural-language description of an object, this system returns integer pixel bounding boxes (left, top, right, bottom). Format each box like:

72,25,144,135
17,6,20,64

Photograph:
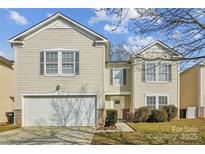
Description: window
145,63,171,82
159,64,169,81
114,100,121,104
146,95,168,109
159,96,168,109
46,52,58,74
62,52,74,74
113,68,123,86
146,63,156,81
42,50,79,76
146,96,156,109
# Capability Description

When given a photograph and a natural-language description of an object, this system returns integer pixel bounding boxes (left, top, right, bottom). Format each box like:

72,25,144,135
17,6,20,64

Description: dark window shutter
141,63,146,82
40,51,44,75
75,51,79,75
110,69,113,85
123,69,127,85
168,64,172,82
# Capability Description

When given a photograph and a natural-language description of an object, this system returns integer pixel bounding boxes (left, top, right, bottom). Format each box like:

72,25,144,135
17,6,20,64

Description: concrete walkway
96,122,134,133
0,127,96,145
116,122,134,132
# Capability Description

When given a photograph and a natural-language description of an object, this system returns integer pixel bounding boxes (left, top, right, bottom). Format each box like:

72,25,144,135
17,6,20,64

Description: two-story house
105,41,181,119
9,12,181,127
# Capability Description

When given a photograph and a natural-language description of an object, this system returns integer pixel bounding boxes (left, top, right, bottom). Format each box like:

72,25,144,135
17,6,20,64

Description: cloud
127,35,155,47
9,11,28,25
194,33,202,40
104,23,128,33
89,9,141,34
88,10,112,24
47,12,53,17
0,51,8,58
172,31,182,39
122,35,155,52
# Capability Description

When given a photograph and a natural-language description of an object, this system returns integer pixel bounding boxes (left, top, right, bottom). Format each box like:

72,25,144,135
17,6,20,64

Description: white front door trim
110,96,125,119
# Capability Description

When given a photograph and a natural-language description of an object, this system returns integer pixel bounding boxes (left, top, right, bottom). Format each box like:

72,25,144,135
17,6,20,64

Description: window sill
112,84,126,87
144,81,170,84
44,74,75,77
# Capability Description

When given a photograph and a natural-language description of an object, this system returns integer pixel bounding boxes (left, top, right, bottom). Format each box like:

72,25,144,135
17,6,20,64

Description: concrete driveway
0,127,97,145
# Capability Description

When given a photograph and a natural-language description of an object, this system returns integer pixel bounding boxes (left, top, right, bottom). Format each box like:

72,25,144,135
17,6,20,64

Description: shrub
163,105,178,121
135,106,151,122
148,109,168,122
125,112,135,122
105,109,118,126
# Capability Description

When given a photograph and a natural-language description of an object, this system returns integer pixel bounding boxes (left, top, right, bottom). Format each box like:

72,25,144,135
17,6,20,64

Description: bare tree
97,8,205,64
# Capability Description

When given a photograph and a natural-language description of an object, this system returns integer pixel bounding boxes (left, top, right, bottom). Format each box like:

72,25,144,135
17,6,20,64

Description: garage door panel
23,96,96,126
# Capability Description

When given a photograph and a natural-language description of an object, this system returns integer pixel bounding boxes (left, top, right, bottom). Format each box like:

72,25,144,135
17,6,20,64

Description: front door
111,96,124,119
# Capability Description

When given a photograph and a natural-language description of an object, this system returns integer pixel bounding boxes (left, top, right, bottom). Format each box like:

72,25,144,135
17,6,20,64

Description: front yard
91,119,205,144
0,125,18,133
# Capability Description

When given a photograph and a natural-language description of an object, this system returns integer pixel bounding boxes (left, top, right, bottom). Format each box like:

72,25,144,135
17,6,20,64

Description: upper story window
142,63,171,82
46,52,58,74
113,68,123,86
158,64,170,81
110,68,127,86
146,63,156,81
40,49,79,76
62,52,74,74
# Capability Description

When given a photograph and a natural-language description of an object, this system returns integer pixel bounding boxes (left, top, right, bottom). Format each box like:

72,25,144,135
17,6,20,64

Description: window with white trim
159,96,168,109
43,50,78,75
113,68,123,86
146,63,156,81
159,64,169,81
62,52,74,74
146,96,156,109
146,95,168,109
145,63,171,82
46,52,58,74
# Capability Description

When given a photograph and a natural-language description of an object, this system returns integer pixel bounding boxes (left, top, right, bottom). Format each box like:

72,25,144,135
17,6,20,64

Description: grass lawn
91,119,205,145
0,125,18,133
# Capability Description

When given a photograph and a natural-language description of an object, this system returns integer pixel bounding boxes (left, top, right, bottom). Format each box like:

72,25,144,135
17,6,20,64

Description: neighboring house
105,41,181,119
180,63,205,118
9,12,181,127
0,56,14,125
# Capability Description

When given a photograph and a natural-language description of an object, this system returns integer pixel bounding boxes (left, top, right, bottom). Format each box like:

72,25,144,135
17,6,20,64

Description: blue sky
0,8,139,60
1,8,200,71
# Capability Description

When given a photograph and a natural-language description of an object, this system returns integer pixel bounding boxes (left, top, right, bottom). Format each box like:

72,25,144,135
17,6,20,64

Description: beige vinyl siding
180,66,199,109
133,49,179,110
0,61,14,123
104,67,132,94
15,28,105,109
105,95,131,109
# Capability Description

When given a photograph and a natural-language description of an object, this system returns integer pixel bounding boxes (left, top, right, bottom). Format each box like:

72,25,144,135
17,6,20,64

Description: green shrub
163,105,178,121
105,109,118,126
148,109,168,122
135,106,151,122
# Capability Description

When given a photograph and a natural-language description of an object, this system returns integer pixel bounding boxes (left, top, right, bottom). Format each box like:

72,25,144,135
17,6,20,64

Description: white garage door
23,95,97,126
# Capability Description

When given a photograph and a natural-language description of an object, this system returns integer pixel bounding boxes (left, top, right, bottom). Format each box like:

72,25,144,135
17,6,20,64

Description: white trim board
136,40,182,57
105,92,131,95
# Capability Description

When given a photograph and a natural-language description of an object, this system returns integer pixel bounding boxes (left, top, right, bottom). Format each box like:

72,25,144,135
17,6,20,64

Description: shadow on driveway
0,127,97,145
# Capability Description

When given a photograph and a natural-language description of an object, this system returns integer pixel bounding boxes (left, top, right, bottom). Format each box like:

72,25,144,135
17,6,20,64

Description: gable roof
9,12,108,43
180,60,205,75
0,56,13,66
136,40,182,57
